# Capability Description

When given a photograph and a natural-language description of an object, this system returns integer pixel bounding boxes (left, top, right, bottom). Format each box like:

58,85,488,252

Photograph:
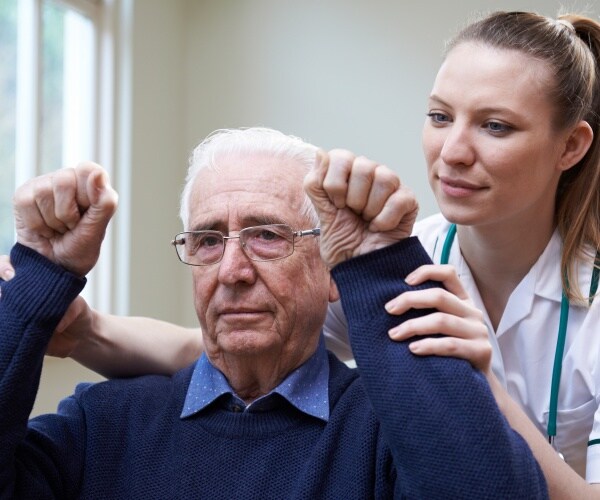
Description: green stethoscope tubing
440,223,600,446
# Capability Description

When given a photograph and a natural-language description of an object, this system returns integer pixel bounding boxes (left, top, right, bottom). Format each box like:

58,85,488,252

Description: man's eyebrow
241,215,289,227
189,221,220,232
188,215,292,233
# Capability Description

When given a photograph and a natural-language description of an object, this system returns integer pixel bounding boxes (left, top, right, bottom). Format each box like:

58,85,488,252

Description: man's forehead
192,168,304,206
188,207,293,231
188,155,309,230
196,153,305,189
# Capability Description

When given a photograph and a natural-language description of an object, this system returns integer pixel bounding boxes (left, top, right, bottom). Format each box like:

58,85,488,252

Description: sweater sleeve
0,244,87,499
331,237,548,499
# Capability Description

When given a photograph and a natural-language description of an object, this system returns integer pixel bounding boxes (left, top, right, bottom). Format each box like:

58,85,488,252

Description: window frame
14,0,129,314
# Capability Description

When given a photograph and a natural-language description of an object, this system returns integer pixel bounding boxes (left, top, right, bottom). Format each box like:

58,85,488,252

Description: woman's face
422,42,570,229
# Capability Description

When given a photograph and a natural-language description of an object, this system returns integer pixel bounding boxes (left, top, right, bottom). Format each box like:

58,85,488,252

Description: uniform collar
181,335,330,422
532,229,563,303
443,225,564,303
439,224,562,336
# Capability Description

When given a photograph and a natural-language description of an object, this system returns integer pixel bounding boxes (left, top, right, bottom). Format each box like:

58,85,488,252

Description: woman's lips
439,176,485,198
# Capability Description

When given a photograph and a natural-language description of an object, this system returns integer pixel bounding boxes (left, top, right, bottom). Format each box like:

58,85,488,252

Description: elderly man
0,128,546,498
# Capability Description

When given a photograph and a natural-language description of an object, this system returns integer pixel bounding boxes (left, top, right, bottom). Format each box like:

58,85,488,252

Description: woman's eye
485,121,512,134
426,112,451,124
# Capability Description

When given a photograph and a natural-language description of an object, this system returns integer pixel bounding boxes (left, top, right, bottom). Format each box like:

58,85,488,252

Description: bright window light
0,0,17,255
3,0,118,313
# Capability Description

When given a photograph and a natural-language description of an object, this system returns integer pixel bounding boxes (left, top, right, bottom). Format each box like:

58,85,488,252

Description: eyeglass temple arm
295,228,320,237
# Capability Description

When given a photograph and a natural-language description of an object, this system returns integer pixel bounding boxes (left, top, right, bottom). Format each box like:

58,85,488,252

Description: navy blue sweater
0,240,547,499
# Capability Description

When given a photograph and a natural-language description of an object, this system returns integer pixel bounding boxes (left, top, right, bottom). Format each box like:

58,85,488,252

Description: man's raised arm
0,164,117,497
305,150,548,499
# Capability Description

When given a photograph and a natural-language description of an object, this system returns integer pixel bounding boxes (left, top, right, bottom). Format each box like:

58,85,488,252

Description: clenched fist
304,149,418,268
13,162,118,277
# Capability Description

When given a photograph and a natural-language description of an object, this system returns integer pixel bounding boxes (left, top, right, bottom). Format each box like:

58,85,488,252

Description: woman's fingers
385,262,492,373
408,335,492,372
405,264,469,299
386,286,481,320
388,309,485,341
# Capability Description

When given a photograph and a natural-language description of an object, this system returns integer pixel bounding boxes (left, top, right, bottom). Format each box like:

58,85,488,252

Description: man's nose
217,238,257,285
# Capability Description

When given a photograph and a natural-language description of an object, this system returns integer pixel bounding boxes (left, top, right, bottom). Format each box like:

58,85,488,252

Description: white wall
33,0,600,414
128,0,189,323
177,0,598,323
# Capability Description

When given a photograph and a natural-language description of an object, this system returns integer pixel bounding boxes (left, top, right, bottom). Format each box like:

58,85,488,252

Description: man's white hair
180,127,319,230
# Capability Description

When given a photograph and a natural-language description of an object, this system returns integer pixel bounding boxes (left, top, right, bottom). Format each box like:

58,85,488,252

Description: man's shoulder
73,364,195,408
326,352,382,438
327,352,367,404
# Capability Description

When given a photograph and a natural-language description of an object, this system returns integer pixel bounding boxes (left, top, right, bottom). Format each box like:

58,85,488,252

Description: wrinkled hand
385,264,493,375
13,162,118,277
304,149,418,268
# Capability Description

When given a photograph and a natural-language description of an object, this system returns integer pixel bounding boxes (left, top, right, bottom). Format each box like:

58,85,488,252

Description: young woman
377,11,600,497
331,11,600,497
2,9,599,498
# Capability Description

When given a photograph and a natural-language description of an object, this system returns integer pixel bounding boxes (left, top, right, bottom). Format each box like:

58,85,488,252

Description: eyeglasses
171,224,321,266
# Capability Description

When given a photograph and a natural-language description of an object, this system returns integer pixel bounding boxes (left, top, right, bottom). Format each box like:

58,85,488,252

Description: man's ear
558,120,594,172
328,276,340,303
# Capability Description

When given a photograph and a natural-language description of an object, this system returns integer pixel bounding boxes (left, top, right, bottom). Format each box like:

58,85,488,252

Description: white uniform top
324,213,600,481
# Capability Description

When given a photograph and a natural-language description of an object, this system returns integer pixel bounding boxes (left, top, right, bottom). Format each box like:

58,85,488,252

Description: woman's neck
456,216,556,331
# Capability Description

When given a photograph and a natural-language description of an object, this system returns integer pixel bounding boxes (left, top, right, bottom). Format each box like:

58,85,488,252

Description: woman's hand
46,295,95,358
0,254,14,281
385,264,493,376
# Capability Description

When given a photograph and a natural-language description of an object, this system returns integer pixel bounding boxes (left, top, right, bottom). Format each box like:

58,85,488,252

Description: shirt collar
181,335,330,422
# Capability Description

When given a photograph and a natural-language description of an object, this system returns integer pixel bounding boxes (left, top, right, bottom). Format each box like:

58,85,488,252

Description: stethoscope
440,223,600,455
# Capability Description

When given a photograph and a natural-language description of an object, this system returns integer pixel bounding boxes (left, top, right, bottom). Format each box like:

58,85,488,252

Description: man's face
188,152,333,372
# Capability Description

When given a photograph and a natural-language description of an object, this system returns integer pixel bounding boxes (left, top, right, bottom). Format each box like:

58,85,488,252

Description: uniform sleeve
332,237,548,499
322,301,351,361
0,244,87,499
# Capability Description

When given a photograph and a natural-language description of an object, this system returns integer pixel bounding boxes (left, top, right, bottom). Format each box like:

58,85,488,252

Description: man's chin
217,329,279,356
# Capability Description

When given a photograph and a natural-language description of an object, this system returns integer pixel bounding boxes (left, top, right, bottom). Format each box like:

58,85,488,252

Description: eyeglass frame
171,224,321,266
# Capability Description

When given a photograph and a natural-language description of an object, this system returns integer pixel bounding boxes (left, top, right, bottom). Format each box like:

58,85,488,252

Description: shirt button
231,404,243,413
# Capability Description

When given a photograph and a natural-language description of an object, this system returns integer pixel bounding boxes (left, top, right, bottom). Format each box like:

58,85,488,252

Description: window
0,0,17,255
1,0,119,312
